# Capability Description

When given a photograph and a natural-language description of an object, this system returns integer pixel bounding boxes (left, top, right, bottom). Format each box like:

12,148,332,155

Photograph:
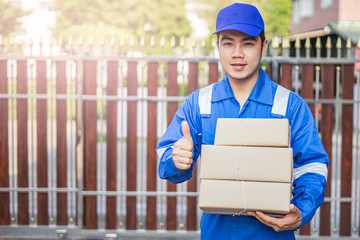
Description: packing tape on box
233,118,249,216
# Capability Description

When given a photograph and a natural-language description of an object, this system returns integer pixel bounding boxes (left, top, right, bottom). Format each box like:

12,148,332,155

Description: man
156,3,328,239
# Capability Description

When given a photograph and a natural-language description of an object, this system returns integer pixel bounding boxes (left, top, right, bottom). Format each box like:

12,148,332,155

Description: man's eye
223,42,232,46
244,42,254,46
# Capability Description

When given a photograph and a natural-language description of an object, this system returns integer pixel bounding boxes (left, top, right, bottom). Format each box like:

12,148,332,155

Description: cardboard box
200,145,293,183
199,179,291,215
214,118,290,147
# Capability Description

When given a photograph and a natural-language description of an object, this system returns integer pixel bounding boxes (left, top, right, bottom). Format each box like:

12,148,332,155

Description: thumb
290,204,297,213
181,121,193,143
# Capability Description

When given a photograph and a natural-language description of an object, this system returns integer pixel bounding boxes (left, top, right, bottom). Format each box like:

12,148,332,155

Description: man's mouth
231,63,247,69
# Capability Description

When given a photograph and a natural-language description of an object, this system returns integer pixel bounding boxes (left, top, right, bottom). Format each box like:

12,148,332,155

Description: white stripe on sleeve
156,146,174,159
293,162,328,181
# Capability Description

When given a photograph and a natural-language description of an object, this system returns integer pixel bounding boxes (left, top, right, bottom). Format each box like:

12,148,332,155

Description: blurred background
0,0,292,55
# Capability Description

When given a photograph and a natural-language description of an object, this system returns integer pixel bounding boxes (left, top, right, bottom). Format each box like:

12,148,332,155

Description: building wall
338,0,360,21
291,0,339,34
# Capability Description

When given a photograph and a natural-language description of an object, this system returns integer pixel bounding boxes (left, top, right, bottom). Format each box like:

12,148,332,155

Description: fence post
17,60,29,225
0,60,9,225
166,61,178,230
340,64,354,236
126,61,137,230
146,61,158,230
56,61,68,225
83,60,97,229
187,61,198,231
319,64,334,236
267,63,273,80
300,63,314,236
36,60,48,225
106,61,118,229
209,62,218,84
279,64,292,90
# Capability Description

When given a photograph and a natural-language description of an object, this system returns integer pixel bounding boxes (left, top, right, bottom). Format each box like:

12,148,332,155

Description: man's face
217,30,268,83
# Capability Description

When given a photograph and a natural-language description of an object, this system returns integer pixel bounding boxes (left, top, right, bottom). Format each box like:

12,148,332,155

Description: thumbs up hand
172,121,194,170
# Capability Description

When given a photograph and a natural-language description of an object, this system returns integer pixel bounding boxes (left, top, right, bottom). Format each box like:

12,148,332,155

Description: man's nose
232,45,244,59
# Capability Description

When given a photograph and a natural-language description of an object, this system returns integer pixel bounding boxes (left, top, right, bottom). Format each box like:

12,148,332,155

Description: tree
0,0,29,37
261,0,292,39
53,0,192,45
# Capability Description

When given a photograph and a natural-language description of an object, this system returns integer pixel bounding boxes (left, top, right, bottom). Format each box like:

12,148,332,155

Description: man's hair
259,31,265,45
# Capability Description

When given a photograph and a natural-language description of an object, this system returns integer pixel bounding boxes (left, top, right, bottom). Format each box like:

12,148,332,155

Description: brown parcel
214,118,290,147
199,179,291,215
200,145,293,183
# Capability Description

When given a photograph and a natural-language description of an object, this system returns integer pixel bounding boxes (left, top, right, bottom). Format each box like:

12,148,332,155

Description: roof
328,21,360,45
285,21,360,46
287,27,331,42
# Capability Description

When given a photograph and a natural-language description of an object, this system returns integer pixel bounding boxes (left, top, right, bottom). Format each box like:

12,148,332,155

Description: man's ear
261,39,268,57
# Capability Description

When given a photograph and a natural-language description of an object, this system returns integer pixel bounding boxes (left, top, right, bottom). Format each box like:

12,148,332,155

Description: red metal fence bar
301,64,315,112
166,61,178,230
17,60,29,225
0,60,9,225
320,64,335,236
36,60,48,225
83,60,98,229
146,61,158,230
209,62,218,84
279,64,292,90
126,61,137,230
300,64,314,236
267,63,273,80
106,61,118,229
188,62,198,96
56,61,68,225
187,61,198,231
340,64,354,236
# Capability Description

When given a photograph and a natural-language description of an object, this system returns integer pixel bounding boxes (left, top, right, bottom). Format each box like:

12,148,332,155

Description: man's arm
289,97,328,228
156,93,201,184
250,95,328,231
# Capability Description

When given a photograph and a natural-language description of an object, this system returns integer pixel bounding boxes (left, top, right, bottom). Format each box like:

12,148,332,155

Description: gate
0,37,359,239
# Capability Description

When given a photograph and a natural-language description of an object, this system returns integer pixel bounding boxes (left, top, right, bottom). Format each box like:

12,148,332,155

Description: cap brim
213,23,263,36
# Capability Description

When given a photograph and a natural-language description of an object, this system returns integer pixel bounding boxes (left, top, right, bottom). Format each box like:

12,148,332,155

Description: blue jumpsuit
156,68,328,239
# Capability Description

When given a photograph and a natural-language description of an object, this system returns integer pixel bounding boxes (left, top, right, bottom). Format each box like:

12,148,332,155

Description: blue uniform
156,68,328,239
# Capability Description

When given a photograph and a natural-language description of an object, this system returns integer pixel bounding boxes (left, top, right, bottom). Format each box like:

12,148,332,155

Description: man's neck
228,69,259,106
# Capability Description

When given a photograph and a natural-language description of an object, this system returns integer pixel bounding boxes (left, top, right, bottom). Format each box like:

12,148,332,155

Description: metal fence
0,36,360,239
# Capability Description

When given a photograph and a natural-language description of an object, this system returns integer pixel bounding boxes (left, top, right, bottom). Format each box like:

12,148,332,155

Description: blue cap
214,3,264,36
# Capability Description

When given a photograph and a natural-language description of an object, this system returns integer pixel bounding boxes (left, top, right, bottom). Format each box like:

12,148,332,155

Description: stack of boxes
199,118,293,216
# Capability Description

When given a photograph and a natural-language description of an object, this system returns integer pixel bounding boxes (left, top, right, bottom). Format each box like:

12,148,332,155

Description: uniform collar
248,68,274,106
211,68,273,106
211,75,235,102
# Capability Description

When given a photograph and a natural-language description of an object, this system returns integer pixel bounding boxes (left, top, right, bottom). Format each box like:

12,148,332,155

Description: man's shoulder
270,81,305,103
192,79,223,99
199,79,223,91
